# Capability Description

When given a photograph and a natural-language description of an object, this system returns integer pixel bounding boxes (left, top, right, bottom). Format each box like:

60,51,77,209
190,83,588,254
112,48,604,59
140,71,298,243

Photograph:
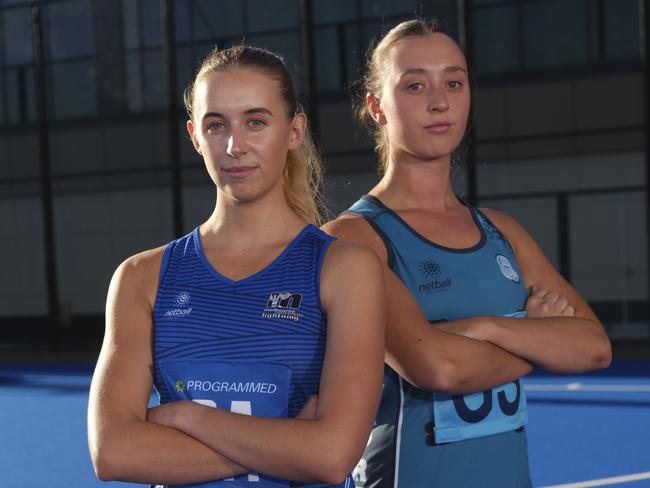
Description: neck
372,152,458,211
202,189,306,247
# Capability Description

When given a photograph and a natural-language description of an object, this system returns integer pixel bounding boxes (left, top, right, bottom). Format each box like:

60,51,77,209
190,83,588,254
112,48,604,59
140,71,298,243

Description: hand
296,394,319,419
525,286,575,318
148,400,199,429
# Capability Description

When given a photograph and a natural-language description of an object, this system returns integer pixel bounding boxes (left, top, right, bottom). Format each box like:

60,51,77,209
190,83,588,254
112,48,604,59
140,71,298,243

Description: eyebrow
400,66,467,78
202,107,274,121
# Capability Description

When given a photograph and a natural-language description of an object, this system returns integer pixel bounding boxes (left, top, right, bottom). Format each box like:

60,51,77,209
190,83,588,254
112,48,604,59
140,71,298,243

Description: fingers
555,295,568,311
529,286,548,300
562,305,575,317
545,292,560,305
525,286,575,318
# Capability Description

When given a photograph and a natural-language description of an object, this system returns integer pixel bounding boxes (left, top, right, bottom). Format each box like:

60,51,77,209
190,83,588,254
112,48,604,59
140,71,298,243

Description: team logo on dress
418,260,452,294
419,260,443,278
175,292,191,307
175,379,186,393
496,254,520,282
262,292,304,321
164,291,193,318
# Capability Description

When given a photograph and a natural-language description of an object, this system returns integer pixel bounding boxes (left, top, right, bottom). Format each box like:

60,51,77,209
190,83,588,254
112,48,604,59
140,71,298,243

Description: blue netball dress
347,195,531,488
151,224,353,488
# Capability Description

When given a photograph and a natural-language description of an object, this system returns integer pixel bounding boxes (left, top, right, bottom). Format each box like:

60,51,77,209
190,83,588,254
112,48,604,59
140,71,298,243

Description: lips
223,165,257,179
424,122,453,133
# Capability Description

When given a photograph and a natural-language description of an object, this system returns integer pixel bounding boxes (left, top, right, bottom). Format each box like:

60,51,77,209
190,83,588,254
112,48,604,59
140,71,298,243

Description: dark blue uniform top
151,225,353,488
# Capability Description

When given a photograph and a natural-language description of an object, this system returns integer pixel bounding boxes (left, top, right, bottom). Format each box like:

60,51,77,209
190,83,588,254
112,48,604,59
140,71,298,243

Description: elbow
307,429,367,485
312,450,358,485
591,336,613,370
409,359,462,393
89,437,128,482
90,447,119,481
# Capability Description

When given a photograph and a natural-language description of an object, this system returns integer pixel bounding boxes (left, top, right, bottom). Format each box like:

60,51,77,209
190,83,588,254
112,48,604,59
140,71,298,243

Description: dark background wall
0,0,647,355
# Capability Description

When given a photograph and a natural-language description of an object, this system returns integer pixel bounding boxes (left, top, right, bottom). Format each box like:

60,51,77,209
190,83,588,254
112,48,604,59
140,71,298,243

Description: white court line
525,383,650,392
541,471,650,487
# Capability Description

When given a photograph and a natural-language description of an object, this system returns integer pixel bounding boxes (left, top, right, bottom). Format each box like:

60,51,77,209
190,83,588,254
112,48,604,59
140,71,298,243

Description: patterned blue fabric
152,225,352,488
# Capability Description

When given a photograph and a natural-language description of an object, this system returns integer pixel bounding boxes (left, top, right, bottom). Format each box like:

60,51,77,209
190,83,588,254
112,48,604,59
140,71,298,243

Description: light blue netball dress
151,225,353,488
347,195,532,488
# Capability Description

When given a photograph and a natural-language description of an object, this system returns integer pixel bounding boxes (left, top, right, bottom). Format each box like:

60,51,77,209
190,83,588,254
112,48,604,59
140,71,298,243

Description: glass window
345,24,363,82
0,75,4,124
142,0,163,48
472,5,518,75
313,0,357,24
25,65,35,122
122,0,140,49
143,49,165,111
247,0,298,32
126,52,143,112
45,0,95,60
193,0,244,40
5,69,19,123
362,0,418,18
248,33,301,90
175,46,194,105
472,0,508,5
523,0,587,69
3,7,32,66
314,27,341,93
604,0,640,61
174,0,191,43
362,20,384,50
50,60,96,119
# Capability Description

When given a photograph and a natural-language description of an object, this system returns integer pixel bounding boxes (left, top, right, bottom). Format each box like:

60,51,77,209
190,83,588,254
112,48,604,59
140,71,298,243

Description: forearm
476,316,612,373
172,404,354,484
444,336,533,393
90,417,247,484
390,326,533,395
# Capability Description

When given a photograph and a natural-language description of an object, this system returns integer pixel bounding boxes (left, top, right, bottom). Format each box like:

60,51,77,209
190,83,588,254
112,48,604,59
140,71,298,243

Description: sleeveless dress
347,195,532,488
151,225,353,488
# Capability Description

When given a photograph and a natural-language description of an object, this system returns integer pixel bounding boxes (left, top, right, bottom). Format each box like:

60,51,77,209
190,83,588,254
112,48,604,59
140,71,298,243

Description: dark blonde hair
356,18,465,173
185,45,325,225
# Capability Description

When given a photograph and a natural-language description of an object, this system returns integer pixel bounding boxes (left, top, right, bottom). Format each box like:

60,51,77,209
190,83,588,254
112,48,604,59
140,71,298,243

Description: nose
226,130,246,158
427,86,449,113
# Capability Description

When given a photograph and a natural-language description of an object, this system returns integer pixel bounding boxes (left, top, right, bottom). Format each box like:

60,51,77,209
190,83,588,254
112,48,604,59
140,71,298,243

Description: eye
407,82,424,91
206,121,225,133
247,118,267,129
447,80,463,89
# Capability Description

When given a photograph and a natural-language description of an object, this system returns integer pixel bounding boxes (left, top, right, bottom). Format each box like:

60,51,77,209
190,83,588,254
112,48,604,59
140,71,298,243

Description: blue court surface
0,360,648,487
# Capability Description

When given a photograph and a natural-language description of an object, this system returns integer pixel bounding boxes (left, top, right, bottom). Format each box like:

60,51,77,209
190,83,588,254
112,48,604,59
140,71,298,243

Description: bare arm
147,241,385,485
450,209,612,373
87,250,247,484
322,216,532,395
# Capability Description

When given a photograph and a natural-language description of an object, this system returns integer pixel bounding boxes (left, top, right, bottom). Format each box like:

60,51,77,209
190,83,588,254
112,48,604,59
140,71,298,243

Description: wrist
174,400,201,434
473,316,497,341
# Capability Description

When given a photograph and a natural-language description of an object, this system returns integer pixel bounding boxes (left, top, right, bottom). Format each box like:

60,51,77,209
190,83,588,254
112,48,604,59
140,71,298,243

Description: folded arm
88,250,247,484
322,216,532,395
437,209,611,373
147,241,385,485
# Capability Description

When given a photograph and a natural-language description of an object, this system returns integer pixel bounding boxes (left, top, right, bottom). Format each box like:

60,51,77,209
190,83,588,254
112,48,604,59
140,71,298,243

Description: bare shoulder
479,207,533,253
321,214,387,262
479,207,523,233
110,245,167,306
322,213,371,240
322,239,382,277
319,239,384,315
